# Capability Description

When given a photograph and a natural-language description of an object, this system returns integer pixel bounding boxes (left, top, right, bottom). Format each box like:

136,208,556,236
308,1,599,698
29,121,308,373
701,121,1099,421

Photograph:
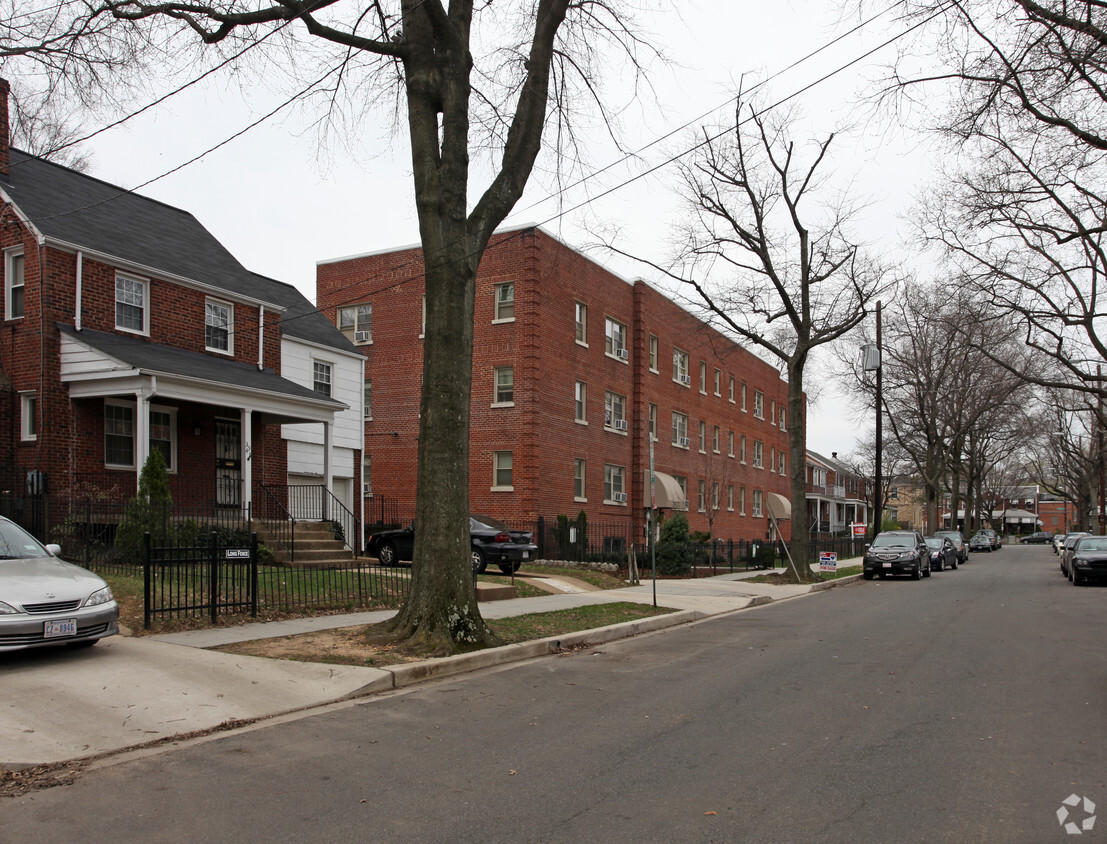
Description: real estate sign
819,551,838,573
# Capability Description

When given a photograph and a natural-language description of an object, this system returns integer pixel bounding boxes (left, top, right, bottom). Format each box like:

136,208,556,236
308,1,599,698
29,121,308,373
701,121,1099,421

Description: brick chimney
0,78,9,176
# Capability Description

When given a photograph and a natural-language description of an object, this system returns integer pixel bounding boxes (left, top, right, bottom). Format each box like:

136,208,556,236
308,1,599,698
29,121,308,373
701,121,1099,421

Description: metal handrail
257,484,296,562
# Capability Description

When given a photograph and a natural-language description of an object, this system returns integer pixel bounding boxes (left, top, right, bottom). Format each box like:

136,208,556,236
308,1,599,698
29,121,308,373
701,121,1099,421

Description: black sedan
969,532,993,552
1019,531,1054,545
925,535,958,571
366,515,538,574
862,530,931,580
1068,535,1107,585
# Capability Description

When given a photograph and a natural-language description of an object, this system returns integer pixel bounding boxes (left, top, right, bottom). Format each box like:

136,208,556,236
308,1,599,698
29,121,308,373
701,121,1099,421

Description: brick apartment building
317,225,794,546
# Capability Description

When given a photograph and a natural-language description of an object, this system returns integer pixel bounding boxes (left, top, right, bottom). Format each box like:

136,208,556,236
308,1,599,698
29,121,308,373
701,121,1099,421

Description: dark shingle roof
58,323,343,408
1,149,354,354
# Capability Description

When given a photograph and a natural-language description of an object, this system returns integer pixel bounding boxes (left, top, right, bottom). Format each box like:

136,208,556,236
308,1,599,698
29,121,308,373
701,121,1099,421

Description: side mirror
45,543,62,556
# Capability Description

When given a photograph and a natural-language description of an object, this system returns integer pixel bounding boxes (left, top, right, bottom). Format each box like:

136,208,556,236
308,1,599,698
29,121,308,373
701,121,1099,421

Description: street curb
810,573,864,591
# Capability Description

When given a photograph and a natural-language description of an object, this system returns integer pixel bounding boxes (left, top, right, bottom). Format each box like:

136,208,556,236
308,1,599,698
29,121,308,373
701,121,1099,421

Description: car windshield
936,532,960,542
924,538,943,549
0,520,50,560
1075,537,1107,552
871,534,913,548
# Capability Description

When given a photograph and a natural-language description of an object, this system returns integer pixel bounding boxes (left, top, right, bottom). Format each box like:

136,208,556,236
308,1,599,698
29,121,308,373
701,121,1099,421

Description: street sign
819,551,838,572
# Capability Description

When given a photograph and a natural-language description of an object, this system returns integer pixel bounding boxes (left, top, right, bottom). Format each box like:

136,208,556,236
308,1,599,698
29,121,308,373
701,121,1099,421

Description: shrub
113,450,173,563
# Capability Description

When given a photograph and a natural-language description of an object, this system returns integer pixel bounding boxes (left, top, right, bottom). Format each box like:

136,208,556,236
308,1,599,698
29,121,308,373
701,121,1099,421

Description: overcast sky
63,0,929,461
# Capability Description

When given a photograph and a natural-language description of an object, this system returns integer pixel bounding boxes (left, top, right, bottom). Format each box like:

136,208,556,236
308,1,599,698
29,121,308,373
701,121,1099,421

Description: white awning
646,470,687,510
766,492,791,520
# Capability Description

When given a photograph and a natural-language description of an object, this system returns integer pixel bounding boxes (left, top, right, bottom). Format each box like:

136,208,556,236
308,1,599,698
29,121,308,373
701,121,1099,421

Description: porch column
323,420,333,520
241,408,253,515
135,386,151,487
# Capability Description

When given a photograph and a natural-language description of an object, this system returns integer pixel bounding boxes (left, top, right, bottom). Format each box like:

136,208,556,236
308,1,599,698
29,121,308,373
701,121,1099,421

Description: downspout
74,251,82,331
257,306,264,370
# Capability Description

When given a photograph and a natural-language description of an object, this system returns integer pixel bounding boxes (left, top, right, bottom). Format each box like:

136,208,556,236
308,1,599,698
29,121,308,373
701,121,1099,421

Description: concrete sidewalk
1,570,859,768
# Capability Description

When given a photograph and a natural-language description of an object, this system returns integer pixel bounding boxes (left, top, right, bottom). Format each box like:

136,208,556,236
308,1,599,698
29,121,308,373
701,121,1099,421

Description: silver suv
863,530,931,581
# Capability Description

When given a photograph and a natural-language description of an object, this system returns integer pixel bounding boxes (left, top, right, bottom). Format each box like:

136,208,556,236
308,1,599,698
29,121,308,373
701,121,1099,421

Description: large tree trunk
787,355,818,582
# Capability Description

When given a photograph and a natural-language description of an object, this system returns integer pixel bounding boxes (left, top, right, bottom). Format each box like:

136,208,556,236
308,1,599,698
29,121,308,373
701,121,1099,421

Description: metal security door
215,419,242,508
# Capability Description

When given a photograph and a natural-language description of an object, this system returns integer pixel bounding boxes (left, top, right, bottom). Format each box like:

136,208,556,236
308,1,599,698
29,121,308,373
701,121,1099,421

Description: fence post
250,531,259,618
209,530,218,626
143,531,152,630
537,515,545,560
84,496,92,566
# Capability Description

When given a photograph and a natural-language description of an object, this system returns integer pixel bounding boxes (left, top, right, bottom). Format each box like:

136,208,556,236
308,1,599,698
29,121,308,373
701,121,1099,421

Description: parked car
925,535,958,571
862,530,931,580
1019,531,1054,545
1056,531,1086,559
366,515,538,574
1061,532,1090,579
969,532,993,553
0,516,119,652
981,529,1002,550
935,530,969,564
1067,535,1107,585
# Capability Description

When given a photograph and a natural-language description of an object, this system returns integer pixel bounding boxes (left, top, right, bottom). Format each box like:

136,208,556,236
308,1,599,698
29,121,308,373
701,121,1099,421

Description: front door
215,419,242,508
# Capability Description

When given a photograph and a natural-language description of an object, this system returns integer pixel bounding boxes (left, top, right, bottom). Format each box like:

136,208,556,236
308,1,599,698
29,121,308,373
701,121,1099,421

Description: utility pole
862,301,883,540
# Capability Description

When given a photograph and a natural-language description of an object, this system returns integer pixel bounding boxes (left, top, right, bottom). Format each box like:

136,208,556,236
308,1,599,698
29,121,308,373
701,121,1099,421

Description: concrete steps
252,520,355,567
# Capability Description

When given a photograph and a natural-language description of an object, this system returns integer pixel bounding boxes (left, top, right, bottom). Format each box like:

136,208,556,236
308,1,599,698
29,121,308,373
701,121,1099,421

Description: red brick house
806,450,869,536
317,225,795,545
0,80,359,527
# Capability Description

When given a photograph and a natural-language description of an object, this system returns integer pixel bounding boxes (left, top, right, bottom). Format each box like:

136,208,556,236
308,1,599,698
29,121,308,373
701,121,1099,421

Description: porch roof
58,324,345,424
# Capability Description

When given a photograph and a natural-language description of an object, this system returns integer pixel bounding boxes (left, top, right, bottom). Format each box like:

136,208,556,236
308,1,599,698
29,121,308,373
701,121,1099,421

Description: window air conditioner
363,484,372,496
613,492,627,503
680,374,692,385
355,330,371,343
679,437,690,447
614,419,628,431
617,348,629,360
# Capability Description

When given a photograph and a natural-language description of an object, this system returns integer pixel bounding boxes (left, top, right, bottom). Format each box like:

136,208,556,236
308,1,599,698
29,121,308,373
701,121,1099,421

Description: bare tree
0,0,654,652
610,101,895,581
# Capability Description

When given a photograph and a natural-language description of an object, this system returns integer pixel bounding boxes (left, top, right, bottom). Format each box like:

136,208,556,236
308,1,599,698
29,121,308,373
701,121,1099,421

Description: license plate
883,563,892,568
522,551,529,559
44,618,77,638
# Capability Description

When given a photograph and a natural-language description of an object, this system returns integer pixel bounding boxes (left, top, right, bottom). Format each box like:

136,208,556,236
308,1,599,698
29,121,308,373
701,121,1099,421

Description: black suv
863,530,931,580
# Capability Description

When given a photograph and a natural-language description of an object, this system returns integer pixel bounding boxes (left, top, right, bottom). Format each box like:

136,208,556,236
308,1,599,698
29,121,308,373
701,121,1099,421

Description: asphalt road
5,544,1104,843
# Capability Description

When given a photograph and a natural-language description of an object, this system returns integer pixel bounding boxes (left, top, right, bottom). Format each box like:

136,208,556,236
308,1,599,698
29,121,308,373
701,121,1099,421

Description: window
699,361,707,393
740,435,747,463
712,482,720,511
698,420,707,453
604,464,627,504
363,455,372,496
779,451,786,475
605,318,628,360
494,366,514,405
698,480,706,512
493,451,513,489
728,430,735,457
753,489,764,517
575,381,587,423
713,425,720,453
740,487,746,515
741,382,747,411
753,391,765,419
338,303,372,344
20,392,36,441
421,294,427,337
5,248,24,320
728,376,735,403
673,475,688,510
649,403,657,441
313,361,332,397
770,446,775,469
727,484,734,512
754,441,764,468
770,400,776,425
115,274,148,333
649,335,659,372
494,282,515,321
673,348,690,385
149,408,176,471
604,391,627,432
364,379,372,419
104,401,134,467
779,408,786,431
672,411,689,447
205,299,232,353
574,458,586,500
575,301,587,345
714,369,722,396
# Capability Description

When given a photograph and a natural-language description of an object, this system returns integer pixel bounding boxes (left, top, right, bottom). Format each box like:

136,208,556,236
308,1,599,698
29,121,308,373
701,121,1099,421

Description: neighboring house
806,450,868,536
316,225,796,544
0,79,362,536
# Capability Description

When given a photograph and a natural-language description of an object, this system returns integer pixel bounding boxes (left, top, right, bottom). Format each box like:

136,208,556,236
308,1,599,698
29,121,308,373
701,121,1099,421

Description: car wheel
912,564,922,580
863,571,874,580
951,557,958,570
923,563,931,578
1073,569,1082,586
497,561,521,575
378,542,398,566
471,548,488,574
